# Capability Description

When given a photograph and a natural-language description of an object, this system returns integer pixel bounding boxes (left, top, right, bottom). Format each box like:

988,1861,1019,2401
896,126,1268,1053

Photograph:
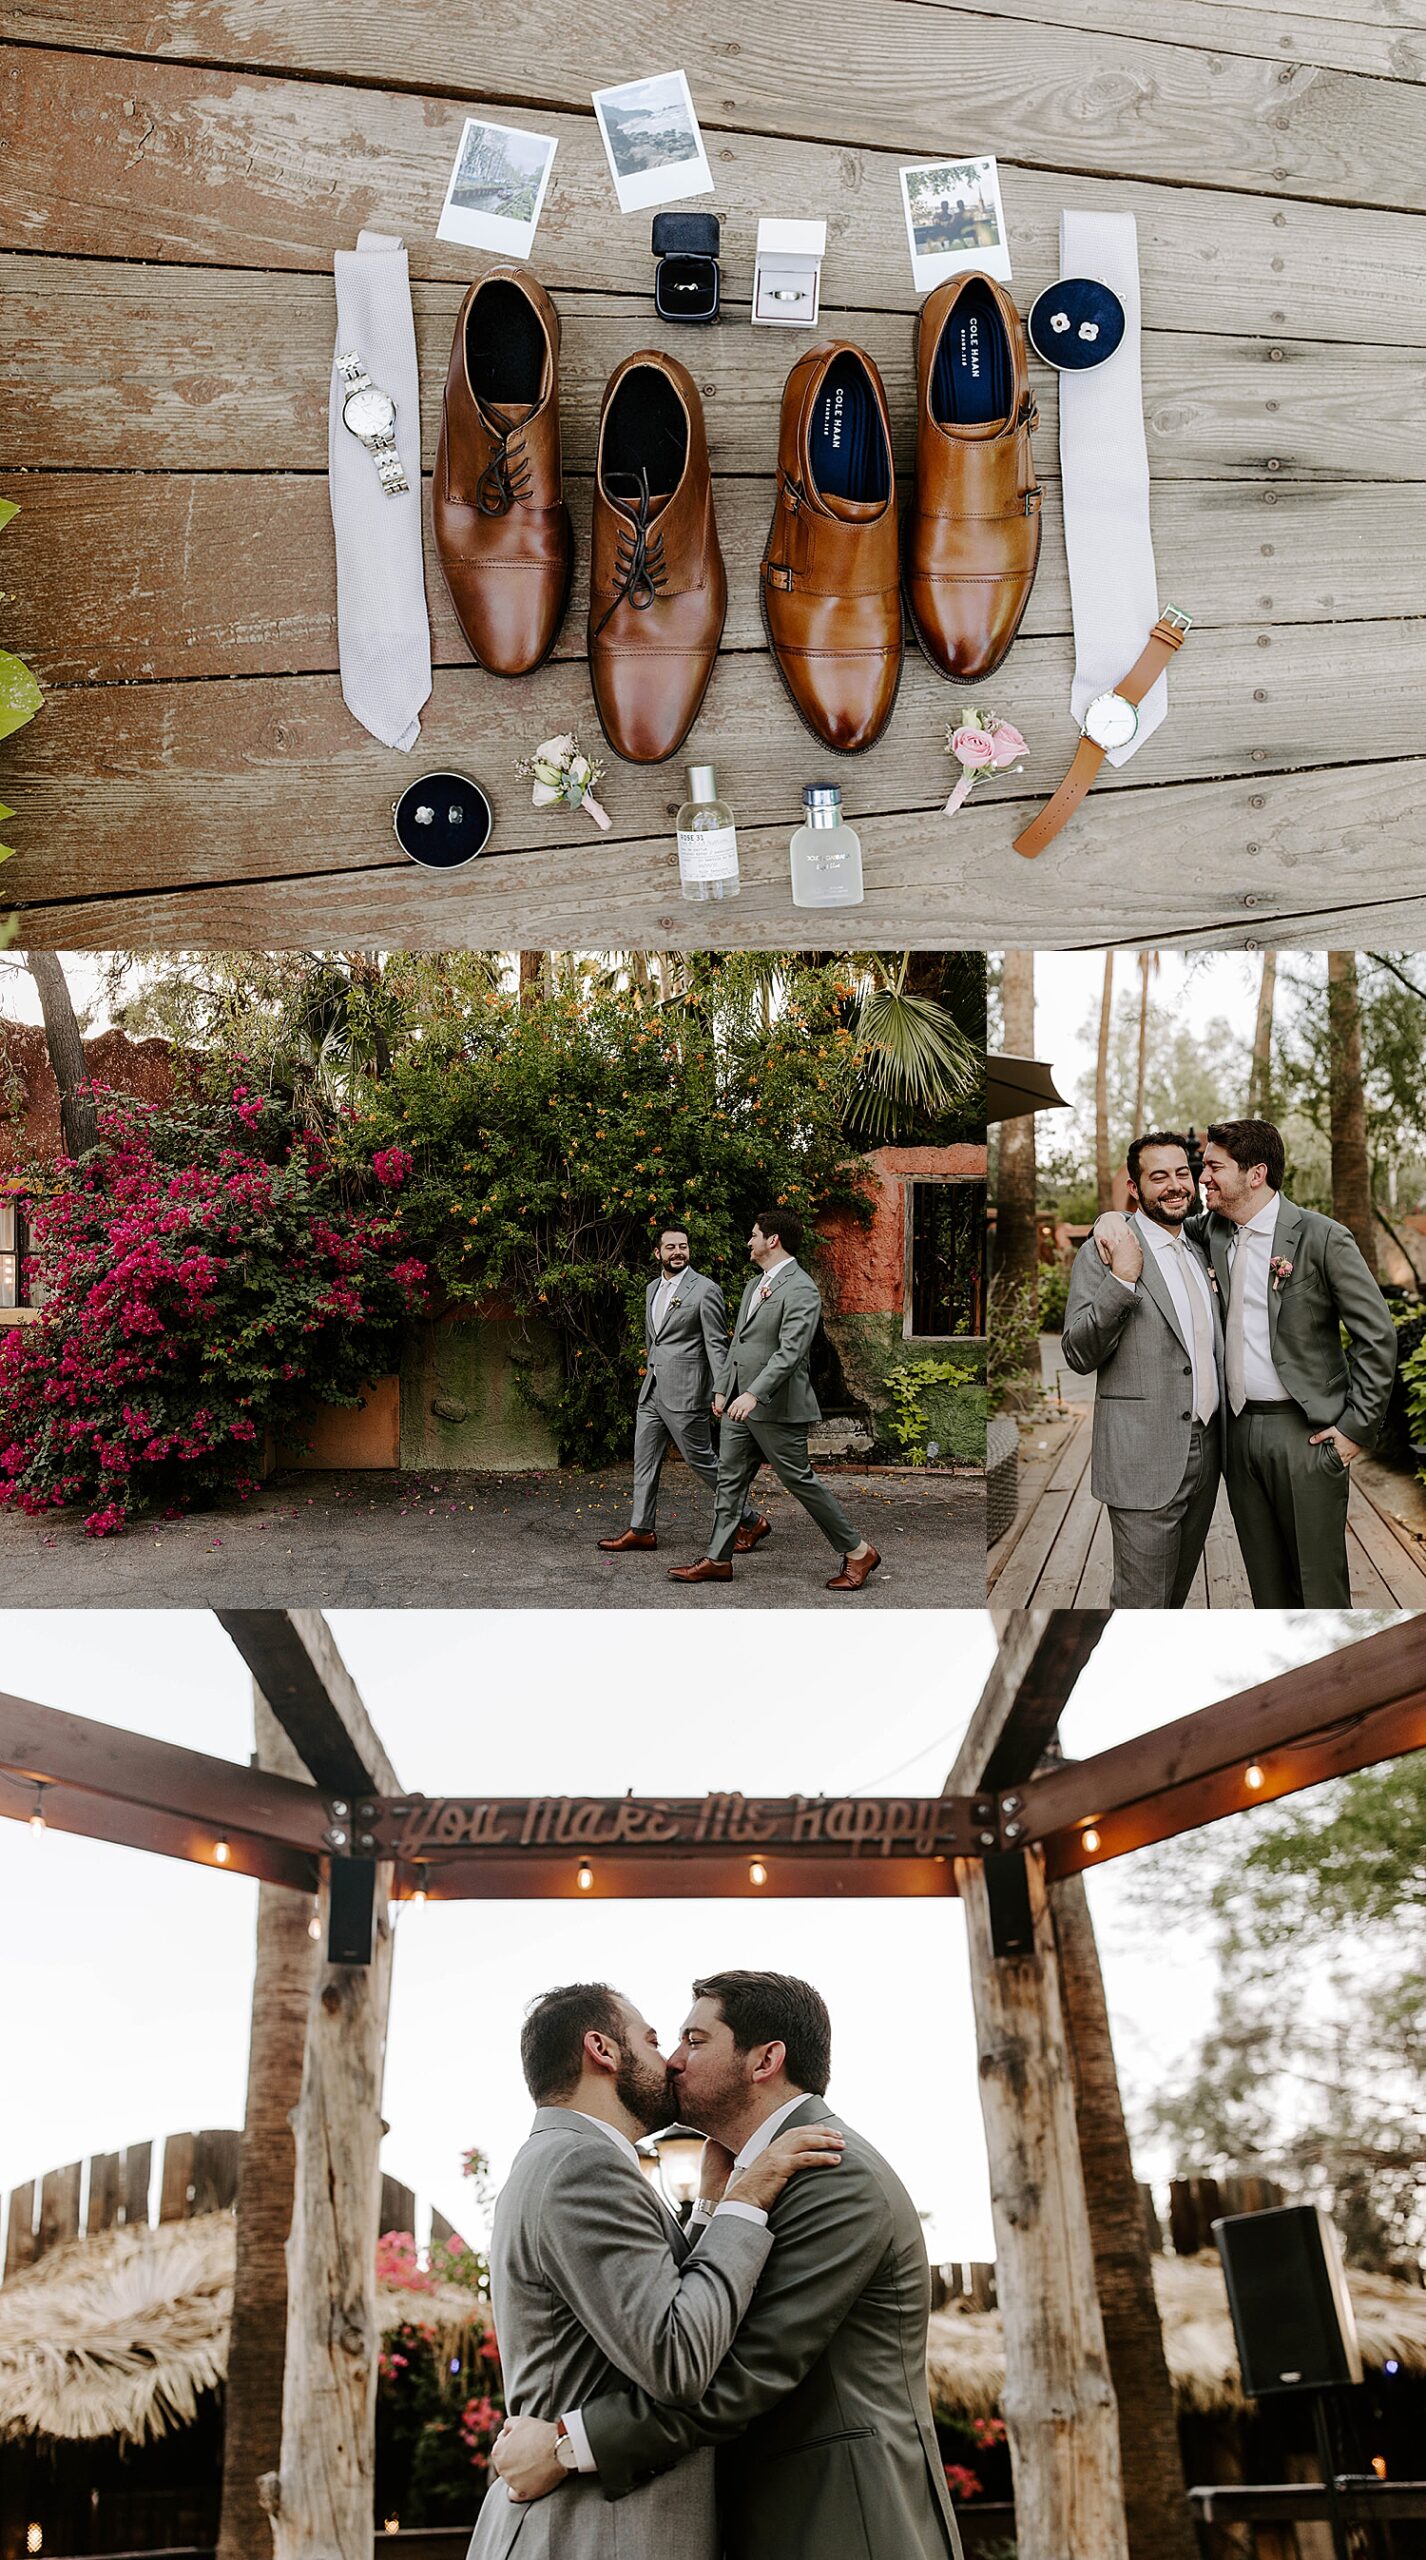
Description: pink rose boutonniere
944,708,1029,815
1270,1255,1294,1292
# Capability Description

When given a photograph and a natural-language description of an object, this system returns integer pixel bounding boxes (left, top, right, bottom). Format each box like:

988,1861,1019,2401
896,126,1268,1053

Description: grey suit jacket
640,1270,728,1414
580,2095,963,2560
715,1264,824,1424
1185,1194,1397,1446
467,2109,772,2560
1062,1213,1225,1510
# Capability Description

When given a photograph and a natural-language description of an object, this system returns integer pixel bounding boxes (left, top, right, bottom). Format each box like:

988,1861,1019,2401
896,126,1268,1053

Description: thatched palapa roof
928,2252,1426,2421
0,2213,487,2448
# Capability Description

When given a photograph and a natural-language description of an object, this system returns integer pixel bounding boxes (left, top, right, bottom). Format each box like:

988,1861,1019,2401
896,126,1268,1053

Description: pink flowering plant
0,1085,428,1535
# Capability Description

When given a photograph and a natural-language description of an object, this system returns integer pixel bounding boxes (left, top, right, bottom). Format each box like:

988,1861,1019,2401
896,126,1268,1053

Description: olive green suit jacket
714,1263,824,1425
580,2094,963,2560
1184,1194,1396,1446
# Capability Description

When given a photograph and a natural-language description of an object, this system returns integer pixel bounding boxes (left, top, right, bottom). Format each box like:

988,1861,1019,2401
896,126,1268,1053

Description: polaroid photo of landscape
591,70,713,213
900,155,1012,292
436,117,559,260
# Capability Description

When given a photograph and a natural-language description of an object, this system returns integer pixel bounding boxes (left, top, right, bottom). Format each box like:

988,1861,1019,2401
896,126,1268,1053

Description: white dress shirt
1136,1214,1219,1421
561,2111,773,2472
751,1254,797,1306
1227,1193,1290,1402
650,1270,683,1336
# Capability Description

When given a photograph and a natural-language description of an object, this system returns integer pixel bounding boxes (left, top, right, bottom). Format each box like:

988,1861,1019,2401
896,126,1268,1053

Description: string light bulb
576,1860,594,1892
412,1873,428,1906
748,1859,768,1888
1244,1762,1265,1790
1081,1827,1101,1855
26,2526,42,2556
28,1783,48,1837
308,1901,322,1942
213,1837,231,1866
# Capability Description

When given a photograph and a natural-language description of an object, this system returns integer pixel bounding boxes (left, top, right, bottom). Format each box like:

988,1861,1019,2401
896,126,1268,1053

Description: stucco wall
819,1144,987,1318
399,1309,561,1470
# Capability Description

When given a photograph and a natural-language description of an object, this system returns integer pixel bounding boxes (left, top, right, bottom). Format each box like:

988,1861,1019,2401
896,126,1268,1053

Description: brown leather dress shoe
902,273,1041,683
597,1529,657,1551
733,1514,772,1554
433,268,572,677
761,342,902,755
667,1558,734,1582
588,353,726,765
826,1545,881,1591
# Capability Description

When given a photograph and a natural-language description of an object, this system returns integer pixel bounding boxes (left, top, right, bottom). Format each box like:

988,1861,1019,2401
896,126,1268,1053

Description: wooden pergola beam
1007,1617,1426,1875
947,1610,1111,1793
216,1611,401,1795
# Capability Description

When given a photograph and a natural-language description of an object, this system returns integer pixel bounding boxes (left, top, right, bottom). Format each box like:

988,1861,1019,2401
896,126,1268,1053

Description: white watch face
1083,690,1139,750
344,384,395,439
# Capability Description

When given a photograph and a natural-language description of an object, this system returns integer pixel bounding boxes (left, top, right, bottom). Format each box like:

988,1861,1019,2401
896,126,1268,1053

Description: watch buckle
1160,605,1193,634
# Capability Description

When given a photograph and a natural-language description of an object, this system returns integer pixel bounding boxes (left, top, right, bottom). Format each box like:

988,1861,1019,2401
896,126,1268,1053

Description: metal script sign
363,1791,988,1864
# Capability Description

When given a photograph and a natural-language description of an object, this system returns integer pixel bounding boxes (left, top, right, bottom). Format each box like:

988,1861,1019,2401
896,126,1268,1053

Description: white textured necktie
1058,209,1165,767
1169,1236,1217,1422
1225,1236,1249,1415
329,229,431,751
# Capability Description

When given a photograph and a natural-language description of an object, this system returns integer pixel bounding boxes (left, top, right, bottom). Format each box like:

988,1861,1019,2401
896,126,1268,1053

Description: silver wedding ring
771,288,805,302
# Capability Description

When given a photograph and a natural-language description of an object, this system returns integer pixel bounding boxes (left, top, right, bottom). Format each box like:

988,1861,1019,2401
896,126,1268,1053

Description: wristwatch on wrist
1013,607,1191,859
555,2421,580,2473
337,349,409,496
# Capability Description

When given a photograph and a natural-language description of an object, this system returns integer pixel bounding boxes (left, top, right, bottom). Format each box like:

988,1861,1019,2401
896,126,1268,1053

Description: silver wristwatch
337,349,409,496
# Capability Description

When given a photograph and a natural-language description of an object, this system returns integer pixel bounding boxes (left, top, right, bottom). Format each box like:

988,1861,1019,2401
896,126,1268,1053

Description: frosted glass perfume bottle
790,783,863,907
675,763,740,902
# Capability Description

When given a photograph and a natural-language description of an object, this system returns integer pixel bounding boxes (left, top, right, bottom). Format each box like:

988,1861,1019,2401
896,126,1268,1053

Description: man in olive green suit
491,1971,963,2560
667,1211,881,1593
1098,1116,1397,1606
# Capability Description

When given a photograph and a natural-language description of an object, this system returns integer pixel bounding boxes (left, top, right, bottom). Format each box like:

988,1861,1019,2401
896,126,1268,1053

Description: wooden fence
2,2134,419,2281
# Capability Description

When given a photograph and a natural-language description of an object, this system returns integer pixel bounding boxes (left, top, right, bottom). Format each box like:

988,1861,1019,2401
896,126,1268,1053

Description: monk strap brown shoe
902,273,1041,683
598,1529,657,1551
826,1545,881,1591
434,269,573,678
589,352,726,765
733,1514,773,1553
761,342,903,756
667,1558,734,1582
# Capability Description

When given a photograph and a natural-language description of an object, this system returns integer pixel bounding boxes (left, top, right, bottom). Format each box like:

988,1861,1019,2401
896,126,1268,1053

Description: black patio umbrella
987,1052,1069,1124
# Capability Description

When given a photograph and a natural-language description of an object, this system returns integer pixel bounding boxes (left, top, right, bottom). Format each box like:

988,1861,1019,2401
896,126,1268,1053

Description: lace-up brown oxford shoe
434,268,573,677
902,273,1042,683
588,352,726,765
826,1545,881,1591
597,1529,657,1551
733,1514,773,1553
760,342,903,756
667,1558,734,1582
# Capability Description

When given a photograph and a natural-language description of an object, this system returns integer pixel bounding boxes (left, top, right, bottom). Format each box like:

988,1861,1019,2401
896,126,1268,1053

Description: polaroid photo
899,155,1012,293
436,116,558,260
591,70,713,214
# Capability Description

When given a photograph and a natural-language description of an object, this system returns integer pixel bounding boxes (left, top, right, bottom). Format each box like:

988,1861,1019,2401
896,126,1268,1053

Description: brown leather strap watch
1013,607,1191,859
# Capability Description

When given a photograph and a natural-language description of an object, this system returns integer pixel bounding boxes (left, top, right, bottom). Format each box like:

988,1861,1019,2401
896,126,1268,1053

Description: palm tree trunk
1133,954,1151,1137
1095,953,1115,1210
24,950,98,1160
1052,1870,1197,2560
1247,952,1276,1119
217,1695,320,2560
997,952,1038,1320
518,950,548,1007
1326,953,1376,1273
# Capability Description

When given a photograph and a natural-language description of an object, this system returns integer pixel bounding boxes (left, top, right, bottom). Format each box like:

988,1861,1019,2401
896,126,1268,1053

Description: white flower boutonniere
515,730,611,831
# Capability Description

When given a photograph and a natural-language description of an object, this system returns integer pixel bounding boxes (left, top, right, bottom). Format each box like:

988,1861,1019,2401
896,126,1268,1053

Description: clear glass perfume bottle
790,783,864,907
675,763,740,902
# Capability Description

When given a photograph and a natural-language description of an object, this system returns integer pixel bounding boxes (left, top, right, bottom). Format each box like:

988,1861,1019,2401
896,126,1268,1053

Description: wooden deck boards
988,1406,1426,1608
1,2,1423,946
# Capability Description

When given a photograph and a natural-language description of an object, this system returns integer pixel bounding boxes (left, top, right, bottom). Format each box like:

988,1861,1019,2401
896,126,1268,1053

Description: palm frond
848,988,982,1141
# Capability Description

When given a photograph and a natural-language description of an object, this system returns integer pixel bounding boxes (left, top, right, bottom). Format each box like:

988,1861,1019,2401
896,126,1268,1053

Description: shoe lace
476,406,535,515
595,468,669,634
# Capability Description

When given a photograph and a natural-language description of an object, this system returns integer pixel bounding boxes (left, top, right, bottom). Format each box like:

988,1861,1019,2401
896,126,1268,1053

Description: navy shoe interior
603,368,688,498
931,279,1012,427
468,281,546,406
808,351,890,503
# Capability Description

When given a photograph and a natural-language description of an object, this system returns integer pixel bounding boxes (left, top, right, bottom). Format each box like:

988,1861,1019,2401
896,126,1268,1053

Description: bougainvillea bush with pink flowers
0,1086,428,1534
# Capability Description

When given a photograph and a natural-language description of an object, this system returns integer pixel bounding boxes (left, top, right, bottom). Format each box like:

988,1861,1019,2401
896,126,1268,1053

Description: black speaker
327,1859,376,1966
1213,2205,1363,2397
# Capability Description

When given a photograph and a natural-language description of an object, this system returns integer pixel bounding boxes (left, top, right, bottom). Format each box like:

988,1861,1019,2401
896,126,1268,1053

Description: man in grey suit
467,1980,843,2560
492,1971,963,2560
599,1226,768,1558
1062,1130,1225,1607
1097,1116,1398,1606
667,1211,881,1593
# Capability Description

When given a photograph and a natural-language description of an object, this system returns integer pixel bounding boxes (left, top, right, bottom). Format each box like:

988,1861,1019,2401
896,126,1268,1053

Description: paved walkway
0,1465,982,1609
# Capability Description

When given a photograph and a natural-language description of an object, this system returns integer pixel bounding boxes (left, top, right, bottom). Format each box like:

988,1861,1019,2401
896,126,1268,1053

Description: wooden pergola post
951,1613,1130,2560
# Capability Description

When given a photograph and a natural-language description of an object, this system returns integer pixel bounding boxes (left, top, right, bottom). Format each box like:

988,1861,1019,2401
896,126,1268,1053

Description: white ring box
751,218,827,327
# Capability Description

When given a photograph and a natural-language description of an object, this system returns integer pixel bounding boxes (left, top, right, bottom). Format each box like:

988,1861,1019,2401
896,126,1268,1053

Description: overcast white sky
0,1609,1355,2264
1009,950,1304,1095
